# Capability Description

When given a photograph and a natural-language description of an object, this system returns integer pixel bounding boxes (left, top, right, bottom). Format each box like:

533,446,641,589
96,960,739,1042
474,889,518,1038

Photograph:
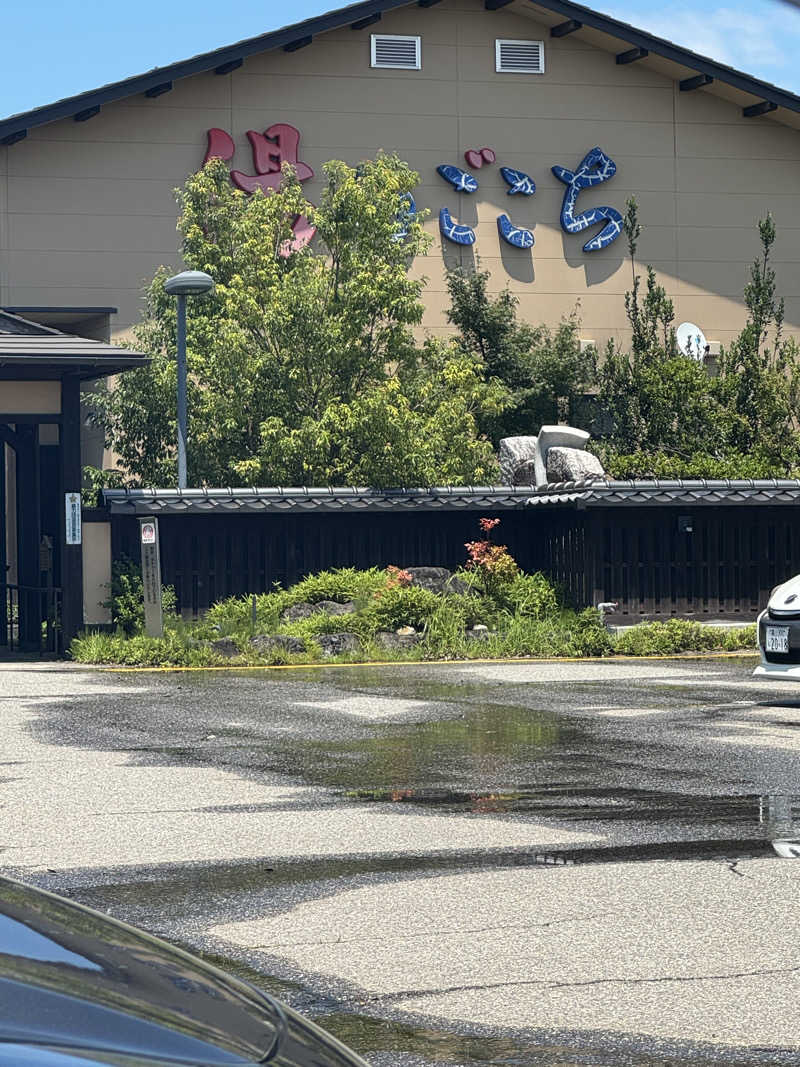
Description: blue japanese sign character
551,147,622,252
439,207,476,245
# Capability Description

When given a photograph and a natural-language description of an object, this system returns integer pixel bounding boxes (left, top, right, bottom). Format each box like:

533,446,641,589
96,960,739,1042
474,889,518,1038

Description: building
1,0,800,354
0,312,147,652
3,0,800,646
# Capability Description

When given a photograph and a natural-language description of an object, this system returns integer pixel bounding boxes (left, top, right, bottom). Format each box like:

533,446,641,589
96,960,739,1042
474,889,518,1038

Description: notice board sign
139,517,163,637
65,493,81,545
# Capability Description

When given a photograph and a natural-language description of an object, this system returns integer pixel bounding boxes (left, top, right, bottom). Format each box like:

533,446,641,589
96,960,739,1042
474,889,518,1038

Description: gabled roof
1,0,799,146
0,312,150,381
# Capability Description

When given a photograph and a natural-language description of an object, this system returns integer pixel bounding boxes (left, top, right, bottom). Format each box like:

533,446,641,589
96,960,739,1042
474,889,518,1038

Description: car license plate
766,626,790,654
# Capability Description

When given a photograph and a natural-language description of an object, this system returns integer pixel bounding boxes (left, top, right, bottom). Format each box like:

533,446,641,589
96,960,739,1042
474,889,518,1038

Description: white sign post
139,518,163,637
65,493,82,545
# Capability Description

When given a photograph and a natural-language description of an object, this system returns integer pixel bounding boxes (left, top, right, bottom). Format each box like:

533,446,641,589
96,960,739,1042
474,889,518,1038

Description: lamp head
164,270,215,296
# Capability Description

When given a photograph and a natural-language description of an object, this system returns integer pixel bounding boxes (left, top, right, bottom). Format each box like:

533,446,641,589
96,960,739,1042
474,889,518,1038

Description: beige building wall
1,0,799,350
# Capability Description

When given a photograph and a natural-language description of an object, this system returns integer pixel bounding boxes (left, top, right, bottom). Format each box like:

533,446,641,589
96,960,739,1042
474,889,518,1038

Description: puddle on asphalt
264,704,570,790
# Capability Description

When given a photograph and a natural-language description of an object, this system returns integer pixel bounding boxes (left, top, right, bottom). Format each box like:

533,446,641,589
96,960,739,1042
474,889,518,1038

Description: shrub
70,630,219,667
464,518,520,606
107,556,177,636
612,618,755,656
505,572,560,620
367,583,442,632
206,567,390,635
568,607,614,656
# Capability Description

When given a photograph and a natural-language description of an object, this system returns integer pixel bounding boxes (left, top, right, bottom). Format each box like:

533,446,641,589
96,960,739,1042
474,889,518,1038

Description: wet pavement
1,656,799,1065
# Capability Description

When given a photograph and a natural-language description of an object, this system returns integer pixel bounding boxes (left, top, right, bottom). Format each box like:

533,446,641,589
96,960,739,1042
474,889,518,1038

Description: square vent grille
371,34,422,69
495,39,545,74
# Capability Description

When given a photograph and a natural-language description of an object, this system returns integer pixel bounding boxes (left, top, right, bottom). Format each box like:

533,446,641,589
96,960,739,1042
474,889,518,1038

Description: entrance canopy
0,310,148,381
0,311,148,654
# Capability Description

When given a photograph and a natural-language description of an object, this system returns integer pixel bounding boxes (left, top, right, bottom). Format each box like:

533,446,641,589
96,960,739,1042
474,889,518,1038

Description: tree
715,214,800,467
595,197,723,463
595,206,800,478
93,154,505,487
445,266,594,441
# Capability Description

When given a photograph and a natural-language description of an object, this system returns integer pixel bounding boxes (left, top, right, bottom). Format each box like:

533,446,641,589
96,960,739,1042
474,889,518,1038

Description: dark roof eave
102,485,537,514
0,0,411,142
528,0,800,113
2,0,800,144
0,356,150,381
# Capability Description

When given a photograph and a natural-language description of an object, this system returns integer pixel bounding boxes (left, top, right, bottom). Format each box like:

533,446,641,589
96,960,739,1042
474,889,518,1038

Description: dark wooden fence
111,510,541,617
578,506,795,620
110,502,792,620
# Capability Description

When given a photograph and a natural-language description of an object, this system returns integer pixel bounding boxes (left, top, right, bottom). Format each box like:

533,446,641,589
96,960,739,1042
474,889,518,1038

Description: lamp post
164,270,214,489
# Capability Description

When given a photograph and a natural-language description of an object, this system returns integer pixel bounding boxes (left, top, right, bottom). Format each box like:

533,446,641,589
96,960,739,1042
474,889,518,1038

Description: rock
281,600,357,622
534,425,591,486
376,631,420,651
250,634,305,655
402,567,472,597
317,632,360,657
467,624,490,642
403,566,451,593
511,459,538,486
546,446,605,484
210,637,239,658
499,436,538,483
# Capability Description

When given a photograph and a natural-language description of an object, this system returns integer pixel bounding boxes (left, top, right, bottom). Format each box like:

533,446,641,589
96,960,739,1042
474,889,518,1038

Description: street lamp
164,270,214,489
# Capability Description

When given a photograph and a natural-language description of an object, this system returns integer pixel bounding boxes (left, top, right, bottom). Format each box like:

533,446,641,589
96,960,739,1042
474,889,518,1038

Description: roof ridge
2,0,799,144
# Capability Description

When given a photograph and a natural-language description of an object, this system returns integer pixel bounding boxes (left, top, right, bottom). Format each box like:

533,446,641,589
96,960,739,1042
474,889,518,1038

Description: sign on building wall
139,518,163,637
65,493,81,545
202,126,623,261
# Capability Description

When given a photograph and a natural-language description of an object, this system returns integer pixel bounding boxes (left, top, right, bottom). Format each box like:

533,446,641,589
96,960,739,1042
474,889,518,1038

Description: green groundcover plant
71,522,755,668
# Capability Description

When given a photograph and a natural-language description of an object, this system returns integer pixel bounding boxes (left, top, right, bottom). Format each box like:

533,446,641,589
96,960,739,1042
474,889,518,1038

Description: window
371,34,422,70
495,39,545,74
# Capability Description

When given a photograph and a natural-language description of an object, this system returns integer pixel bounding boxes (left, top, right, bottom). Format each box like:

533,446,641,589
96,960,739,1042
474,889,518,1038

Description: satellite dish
676,321,707,360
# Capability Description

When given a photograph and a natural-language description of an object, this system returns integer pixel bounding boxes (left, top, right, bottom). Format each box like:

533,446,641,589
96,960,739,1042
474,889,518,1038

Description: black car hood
0,877,366,1066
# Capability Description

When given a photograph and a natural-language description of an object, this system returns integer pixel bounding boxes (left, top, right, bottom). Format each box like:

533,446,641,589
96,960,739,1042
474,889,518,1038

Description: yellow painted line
87,650,758,674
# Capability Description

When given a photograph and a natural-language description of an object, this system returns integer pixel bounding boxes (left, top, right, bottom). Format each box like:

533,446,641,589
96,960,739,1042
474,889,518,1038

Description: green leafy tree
595,197,722,462
445,266,594,440
93,154,504,487
715,214,800,467
596,207,800,478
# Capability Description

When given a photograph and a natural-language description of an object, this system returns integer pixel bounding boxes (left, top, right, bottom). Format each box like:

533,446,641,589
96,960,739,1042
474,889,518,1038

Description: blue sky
2,0,799,119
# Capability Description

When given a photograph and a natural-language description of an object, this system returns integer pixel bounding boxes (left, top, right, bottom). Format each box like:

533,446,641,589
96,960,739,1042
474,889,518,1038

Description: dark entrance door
0,422,62,654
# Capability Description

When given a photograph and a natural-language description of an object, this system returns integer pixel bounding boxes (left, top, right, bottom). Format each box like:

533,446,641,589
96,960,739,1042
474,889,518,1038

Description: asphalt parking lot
1,655,798,1066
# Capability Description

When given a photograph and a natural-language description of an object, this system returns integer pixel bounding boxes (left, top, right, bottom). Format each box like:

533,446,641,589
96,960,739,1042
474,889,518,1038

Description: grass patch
70,564,757,668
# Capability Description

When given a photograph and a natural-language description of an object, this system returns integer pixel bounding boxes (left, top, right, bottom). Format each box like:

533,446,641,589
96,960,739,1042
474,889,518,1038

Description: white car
753,575,800,680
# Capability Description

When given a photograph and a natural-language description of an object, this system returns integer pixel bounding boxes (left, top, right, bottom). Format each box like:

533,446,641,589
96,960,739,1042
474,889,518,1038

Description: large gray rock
546,446,605,483
281,600,357,622
375,631,420,651
210,637,239,658
499,436,538,484
402,567,471,597
317,632,360,657
534,425,591,486
250,634,305,655
510,459,538,486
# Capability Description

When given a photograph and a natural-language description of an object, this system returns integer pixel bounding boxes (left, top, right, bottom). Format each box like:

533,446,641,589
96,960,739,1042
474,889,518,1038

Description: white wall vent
495,39,545,74
371,34,422,70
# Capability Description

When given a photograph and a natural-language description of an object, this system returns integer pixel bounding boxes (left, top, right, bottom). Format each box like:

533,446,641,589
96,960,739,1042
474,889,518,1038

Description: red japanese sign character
203,127,235,164
202,124,315,254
